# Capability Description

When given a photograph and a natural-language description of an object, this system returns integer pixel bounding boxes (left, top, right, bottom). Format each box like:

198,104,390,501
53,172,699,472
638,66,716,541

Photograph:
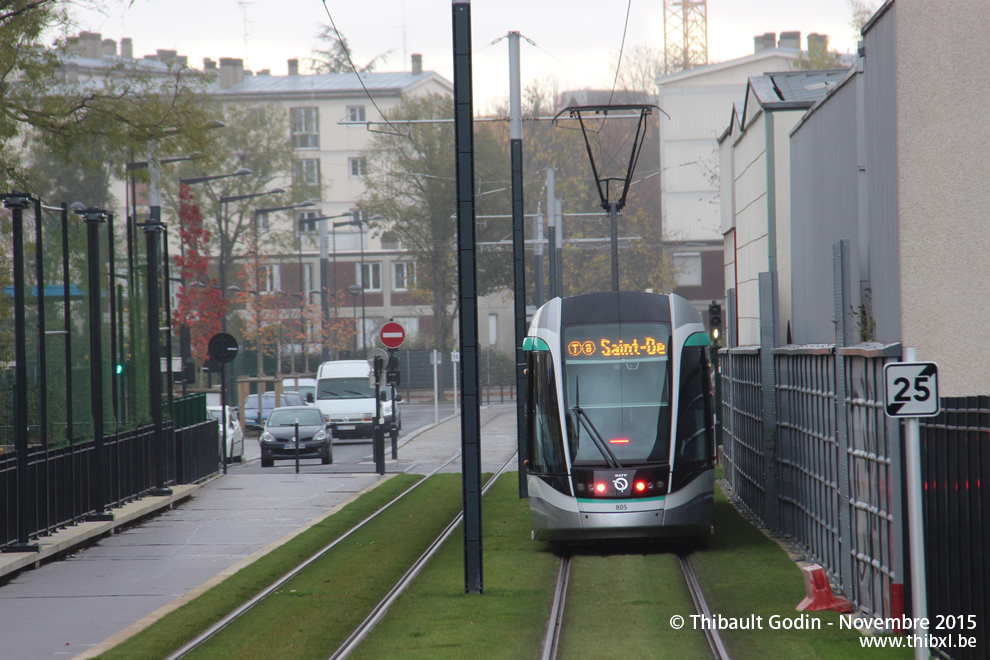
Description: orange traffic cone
796,564,855,613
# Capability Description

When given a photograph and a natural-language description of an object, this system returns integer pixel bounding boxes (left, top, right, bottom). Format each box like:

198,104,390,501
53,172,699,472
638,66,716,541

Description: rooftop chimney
203,58,217,72
121,38,133,59
754,32,776,53
219,57,244,89
102,39,117,57
157,49,178,67
778,31,801,50
411,53,422,75
288,58,299,76
80,31,102,59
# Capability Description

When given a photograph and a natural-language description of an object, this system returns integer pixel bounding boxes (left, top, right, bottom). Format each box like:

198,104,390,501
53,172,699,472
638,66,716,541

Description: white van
315,360,400,439
281,376,317,404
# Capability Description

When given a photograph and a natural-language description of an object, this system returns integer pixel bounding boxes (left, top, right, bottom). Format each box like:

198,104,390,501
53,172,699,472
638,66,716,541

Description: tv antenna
239,1,255,68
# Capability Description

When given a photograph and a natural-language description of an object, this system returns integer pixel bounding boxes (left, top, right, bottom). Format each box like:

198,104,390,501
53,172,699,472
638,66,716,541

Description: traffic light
115,362,124,376
708,301,722,343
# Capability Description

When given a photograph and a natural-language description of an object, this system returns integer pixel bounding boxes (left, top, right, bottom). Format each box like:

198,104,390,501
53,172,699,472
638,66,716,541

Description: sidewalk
0,404,520,659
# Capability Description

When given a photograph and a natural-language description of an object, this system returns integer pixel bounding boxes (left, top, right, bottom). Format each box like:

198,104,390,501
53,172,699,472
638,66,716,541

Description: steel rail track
540,555,571,660
680,553,732,660
164,450,464,660
330,449,519,659
540,552,730,660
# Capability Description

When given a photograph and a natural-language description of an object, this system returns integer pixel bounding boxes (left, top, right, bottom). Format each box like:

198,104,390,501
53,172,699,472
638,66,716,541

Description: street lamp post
346,283,363,355
254,202,315,372
334,218,366,356
303,212,353,360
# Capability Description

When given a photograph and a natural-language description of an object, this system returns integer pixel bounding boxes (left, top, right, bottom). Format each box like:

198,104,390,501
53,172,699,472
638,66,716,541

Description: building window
264,264,281,293
291,107,319,149
346,106,366,122
392,262,416,291
673,252,703,287
298,209,321,234
348,157,367,178
359,261,382,292
293,159,320,188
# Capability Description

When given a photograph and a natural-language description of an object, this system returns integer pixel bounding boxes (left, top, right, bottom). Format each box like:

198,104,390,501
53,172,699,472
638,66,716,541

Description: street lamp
253,201,315,370
215,187,286,332
346,283,363,355
334,217,366,356
299,212,354,361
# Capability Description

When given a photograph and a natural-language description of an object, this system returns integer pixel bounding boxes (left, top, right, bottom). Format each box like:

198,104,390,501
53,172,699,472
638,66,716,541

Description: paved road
0,403,519,659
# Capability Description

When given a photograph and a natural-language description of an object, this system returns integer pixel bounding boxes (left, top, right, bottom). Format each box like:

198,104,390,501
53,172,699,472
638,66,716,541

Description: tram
523,291,715,542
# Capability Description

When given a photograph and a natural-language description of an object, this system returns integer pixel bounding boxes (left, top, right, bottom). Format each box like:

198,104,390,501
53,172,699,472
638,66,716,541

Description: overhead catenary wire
318,0,429,156
607,0,634,107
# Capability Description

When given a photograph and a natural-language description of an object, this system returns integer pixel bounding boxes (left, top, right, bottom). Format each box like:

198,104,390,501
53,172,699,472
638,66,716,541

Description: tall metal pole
359,222,366,357
609,201,620,291
547,167,557,299
555,199,563,297
903,345,929,660
509,32,528,497
79,207,114,521
147,155,172,496
6,194,39,549
320,218,330,361
453,0,483,594
534,211,544,305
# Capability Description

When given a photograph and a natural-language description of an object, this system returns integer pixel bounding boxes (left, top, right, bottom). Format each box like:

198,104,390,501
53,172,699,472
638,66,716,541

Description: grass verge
98,473,422,659
690,483,913,659
560,553,712,658
351,474,560,659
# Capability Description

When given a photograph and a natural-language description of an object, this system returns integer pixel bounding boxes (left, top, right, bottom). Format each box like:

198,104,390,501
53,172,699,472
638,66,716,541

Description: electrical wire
319,0,416,145
607,0,634,106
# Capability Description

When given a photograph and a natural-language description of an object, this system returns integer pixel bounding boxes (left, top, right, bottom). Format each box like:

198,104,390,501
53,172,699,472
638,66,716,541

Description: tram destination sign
884,361,939,418
566,336,667,359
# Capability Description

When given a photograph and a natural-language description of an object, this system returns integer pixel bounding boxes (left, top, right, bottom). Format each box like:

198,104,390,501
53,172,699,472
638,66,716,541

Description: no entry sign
379,321,406,349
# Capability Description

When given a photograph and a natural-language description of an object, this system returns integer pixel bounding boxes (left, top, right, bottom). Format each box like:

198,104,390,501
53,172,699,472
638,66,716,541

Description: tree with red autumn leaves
171,184,227,369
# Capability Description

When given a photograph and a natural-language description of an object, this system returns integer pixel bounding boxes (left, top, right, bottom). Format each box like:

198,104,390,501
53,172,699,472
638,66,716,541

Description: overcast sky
72,0,868,111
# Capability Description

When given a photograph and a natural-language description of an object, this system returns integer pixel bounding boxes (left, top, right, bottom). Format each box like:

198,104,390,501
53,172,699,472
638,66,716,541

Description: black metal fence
720,344,990,658
922,396,990,660
0,193,219,553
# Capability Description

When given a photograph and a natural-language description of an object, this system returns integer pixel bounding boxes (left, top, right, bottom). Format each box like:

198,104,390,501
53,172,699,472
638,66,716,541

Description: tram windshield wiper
572,378,623,469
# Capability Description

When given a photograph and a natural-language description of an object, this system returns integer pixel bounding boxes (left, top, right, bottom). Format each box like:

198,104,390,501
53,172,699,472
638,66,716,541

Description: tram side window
675,347,713,467
526,352,566,475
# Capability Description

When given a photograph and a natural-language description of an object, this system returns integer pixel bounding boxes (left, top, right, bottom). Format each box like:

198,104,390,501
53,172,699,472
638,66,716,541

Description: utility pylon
664,0,708,74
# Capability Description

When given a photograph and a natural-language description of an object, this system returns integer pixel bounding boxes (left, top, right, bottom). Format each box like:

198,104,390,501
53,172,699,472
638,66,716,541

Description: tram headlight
595,482,607,494
635,481,646,493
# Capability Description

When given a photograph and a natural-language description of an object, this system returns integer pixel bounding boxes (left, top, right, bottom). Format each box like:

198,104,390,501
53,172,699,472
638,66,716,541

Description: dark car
243,391,306,430
259,406,333,467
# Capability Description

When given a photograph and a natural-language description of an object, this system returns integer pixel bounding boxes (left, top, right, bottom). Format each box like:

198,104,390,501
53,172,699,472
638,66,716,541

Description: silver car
207,405,244,463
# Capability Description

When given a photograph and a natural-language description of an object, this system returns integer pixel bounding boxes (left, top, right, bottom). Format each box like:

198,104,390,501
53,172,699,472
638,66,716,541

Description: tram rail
331,450,518,659
541,551,730,660
165,410,514,660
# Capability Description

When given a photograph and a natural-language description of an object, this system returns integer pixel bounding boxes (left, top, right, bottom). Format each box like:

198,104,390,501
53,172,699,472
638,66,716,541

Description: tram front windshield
562,322,672,465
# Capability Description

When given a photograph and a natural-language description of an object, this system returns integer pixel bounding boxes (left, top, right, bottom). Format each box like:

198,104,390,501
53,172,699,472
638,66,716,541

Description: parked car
259,406,333,467
207,405,244,463
242,391,306,430
281,377,317,405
